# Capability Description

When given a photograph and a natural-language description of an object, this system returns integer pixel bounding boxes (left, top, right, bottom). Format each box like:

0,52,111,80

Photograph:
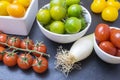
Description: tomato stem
0,42,50,57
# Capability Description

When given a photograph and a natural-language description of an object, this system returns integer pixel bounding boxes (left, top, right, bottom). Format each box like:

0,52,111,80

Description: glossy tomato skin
7,36,21,48
0,33,8,43
95,23,110,42
20,38,34,50
32,57,48,73
3,52,18,67
110,28,120,48
32,43,47,57
17,53,33,70
0,46,5,61
0,33,8,47
99,41,117,56
116,49,120,57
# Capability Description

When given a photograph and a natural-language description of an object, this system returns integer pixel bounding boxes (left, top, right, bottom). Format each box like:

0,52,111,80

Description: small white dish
93,27,120,64
37,4,92,43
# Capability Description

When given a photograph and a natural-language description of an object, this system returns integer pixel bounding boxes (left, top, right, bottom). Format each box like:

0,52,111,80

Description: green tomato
66,0,80,6
68,4,82,18
65,17,81,34
50,5,66,20
50,0,66,8
80,17,87,30
50,21,65,34
36,9,51,25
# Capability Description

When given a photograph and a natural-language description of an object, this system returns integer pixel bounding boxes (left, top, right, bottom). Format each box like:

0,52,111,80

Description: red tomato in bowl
99,41,117,56
116,49,120,57
110,28,120,48
95,23,110,42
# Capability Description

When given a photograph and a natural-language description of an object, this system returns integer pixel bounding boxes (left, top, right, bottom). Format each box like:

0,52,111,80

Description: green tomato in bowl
65,17,81,34
49,21,65,34
68,4,82,18
66,0,80,6
36,9,51,25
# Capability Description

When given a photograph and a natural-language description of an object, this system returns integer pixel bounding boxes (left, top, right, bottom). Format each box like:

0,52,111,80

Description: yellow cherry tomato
7,4,25,17
91,0,107,13
0,1,10,16
107,0,120,10
101,6,118,22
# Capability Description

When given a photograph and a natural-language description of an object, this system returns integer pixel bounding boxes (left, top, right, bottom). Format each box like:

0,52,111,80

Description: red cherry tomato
32,57,48,73
116,49,120,57
0,33,8,43
0,33,8,47
0,46,5,61
3,52,18,67
7,36,21,48
110,28,120,48
17,53,33,70
95,23,110,42
99,41,117,56
20,38,34,50
32,43,47,57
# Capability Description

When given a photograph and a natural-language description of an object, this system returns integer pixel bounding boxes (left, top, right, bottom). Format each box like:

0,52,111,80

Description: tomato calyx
20,54,29,64
0,51,5,55
32,57,44,67
7,51,16,57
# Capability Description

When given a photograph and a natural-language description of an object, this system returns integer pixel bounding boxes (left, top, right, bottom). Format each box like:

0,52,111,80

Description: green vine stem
0,42,50,57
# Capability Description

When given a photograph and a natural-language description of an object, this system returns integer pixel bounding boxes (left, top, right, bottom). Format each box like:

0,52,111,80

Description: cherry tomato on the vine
0,46,5,61
99,41,117,56
95,23,110,42
20,38,34,50
3,52,18,67
32,43,47,57
17,53,33,70
0,33,8,46
32,57,48,73
7,36,21,48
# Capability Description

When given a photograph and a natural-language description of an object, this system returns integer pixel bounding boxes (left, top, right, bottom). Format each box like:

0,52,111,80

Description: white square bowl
0,0,38,36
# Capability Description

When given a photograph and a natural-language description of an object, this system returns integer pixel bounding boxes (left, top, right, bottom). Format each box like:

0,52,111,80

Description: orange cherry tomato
7,4,25,18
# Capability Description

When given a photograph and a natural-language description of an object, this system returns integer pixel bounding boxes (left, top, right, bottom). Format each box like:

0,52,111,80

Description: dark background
0,0,120,80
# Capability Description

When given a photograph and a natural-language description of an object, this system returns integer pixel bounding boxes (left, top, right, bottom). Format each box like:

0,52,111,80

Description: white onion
55,33,94,76
70,33,94,61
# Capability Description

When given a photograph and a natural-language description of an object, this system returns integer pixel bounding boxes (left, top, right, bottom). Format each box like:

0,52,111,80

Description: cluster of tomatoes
0,31,49,74
95,23,120,56
0,0,31,17
91,0,120,22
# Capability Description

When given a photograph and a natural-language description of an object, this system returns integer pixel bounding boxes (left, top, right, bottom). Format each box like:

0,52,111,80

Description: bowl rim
94,27,120,59
0,0,35,20
37,3,92,37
